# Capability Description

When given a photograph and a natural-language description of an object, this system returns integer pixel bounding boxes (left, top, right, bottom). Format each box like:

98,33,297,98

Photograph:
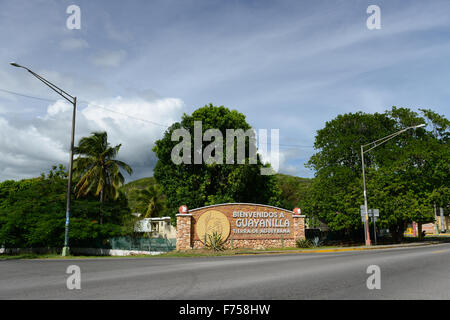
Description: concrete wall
0,247,165,256
70,247,165,256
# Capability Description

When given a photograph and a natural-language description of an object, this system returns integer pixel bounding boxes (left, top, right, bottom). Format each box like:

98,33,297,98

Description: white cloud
0,96,185,181
258,145,301,176
60,38,89,51
81,96,183,171
104,18,133,42
0,117,67,180
90,50,127,67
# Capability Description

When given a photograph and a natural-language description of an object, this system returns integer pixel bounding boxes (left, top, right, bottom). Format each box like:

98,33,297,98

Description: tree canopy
305,107,449,242
73,131,132,224
129,184,167,218
152,104,281,219
0,165,132,248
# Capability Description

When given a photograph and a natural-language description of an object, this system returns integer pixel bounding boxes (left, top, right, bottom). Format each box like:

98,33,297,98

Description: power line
78,99,170,128
0,87,315,148
0,88,171,128
0,88,58,103
278,144,315,148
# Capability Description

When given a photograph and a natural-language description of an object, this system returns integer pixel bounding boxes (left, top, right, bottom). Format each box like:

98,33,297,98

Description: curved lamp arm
10,62,75,103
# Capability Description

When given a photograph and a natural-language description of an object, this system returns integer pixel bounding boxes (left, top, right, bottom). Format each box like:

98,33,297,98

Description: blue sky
0,0,449,181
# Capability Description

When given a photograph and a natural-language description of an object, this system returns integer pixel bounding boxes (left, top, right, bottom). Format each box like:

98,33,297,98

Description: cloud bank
0,96,184,181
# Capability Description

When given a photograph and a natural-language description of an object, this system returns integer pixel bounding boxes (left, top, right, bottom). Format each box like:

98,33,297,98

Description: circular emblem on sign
293,207,302,215
196,210,230,244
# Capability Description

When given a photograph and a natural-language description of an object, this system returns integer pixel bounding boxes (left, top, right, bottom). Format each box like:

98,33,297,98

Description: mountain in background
122,174,312,215
275,174,311,210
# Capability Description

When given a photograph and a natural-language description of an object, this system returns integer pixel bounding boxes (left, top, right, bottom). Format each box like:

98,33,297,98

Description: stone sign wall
176,203,305,250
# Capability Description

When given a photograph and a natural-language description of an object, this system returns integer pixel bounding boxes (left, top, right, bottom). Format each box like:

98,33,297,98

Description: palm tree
73,131,132,223
130,184,165,218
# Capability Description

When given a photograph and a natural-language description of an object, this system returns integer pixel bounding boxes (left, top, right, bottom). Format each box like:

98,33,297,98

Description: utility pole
10,62,76,256
360,123,426,246
361,146,371,246
434,203,439,235
64,96,76,256
372,209,377,245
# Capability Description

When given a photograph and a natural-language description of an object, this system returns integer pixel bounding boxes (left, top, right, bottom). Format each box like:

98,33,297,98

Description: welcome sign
176,203,305,250
232,210,291,235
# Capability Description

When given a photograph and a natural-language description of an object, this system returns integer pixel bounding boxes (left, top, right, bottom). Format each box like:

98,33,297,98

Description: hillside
120,177,158,214
121,177,157,195
275,174,312,210
122,174,312,213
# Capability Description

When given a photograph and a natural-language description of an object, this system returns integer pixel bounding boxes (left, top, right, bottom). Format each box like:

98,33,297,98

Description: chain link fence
107,237,176,252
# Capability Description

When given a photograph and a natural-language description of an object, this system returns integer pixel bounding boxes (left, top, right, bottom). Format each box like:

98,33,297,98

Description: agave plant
205,231,225,251
296,238,312,248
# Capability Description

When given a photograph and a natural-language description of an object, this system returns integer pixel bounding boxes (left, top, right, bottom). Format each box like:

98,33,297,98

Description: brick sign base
176,203,305,250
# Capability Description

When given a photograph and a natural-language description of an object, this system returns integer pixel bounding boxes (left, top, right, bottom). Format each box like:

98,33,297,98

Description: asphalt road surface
1,243,450,299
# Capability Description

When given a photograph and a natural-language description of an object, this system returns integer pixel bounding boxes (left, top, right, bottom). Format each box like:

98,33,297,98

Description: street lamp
361,123,426,246
10,62,77,256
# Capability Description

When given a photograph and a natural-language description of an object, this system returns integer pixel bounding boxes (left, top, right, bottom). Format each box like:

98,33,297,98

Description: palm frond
73,131,132,204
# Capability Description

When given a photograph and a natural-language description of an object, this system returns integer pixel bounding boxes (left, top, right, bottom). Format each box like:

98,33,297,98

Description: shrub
296,238,312,248
0,172,131,249
205,232,225,251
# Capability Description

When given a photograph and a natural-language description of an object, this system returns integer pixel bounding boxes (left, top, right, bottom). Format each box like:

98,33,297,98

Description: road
1,243,449,299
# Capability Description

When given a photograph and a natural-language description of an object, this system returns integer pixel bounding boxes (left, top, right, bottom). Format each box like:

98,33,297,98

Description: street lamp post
361,145,371,246
361,123,426,246
10,62,76,256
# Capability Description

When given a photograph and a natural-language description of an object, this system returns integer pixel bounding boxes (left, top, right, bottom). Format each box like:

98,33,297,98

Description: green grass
0,246,341,260
0,251,236,260
0,253,166,260
0,253,65,260
3,237,445,260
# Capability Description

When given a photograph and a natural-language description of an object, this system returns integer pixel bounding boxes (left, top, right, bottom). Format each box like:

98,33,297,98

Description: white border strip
187,202,295,213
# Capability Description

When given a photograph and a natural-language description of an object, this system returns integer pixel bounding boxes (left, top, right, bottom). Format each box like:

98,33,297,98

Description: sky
0,0,449,182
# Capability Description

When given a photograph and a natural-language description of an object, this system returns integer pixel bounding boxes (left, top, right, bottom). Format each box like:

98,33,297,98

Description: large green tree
152,104,281,219
306,107,448,242
73,131,133,224
0,166,131,249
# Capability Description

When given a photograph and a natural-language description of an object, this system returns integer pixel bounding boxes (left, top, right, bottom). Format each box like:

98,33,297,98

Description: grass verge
0,246,345,260
1,238,447,260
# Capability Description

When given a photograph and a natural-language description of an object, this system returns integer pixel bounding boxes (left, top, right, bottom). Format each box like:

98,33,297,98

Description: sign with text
360,206,380,222
360,206,379,216
176,203,306,250
191,203,298,241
